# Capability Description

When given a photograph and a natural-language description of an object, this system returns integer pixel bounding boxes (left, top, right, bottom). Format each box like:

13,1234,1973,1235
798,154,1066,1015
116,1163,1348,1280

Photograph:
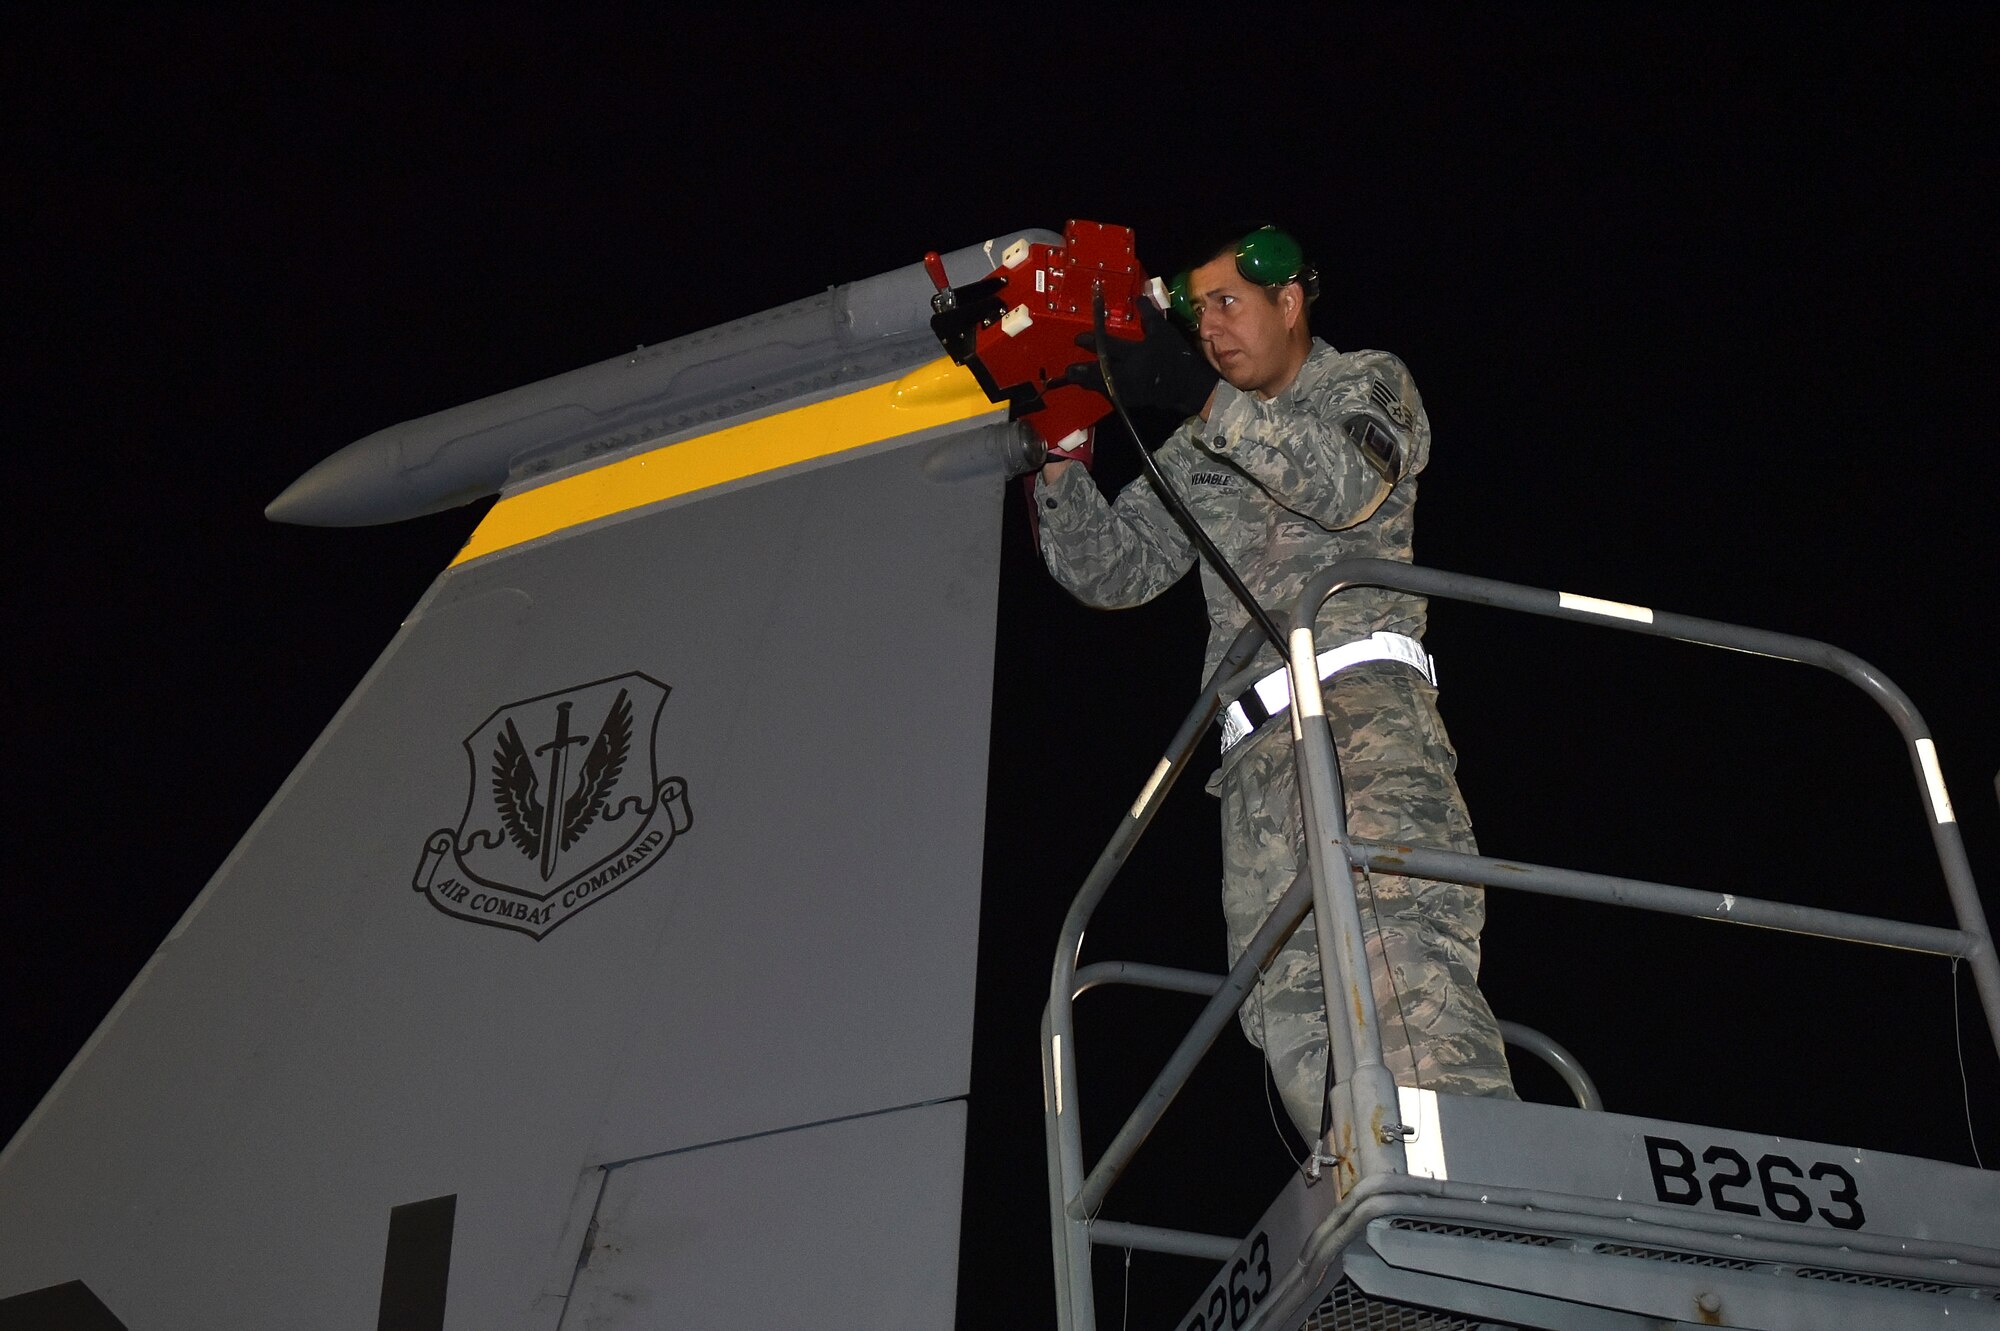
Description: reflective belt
1220,631,1437,753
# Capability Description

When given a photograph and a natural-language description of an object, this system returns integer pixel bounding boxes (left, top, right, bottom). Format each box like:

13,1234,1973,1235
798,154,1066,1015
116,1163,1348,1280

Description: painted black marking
1702,1144,1760,1215
0,1197,464,1329
414,672,691,940
1643,1134,1701,1204
1811,1160,1867,1230
1758,1153,1813,1222
1644,1133,1865,1229
376,1194,456,1331
0,1280,128,1330
1181,1228,1273,1330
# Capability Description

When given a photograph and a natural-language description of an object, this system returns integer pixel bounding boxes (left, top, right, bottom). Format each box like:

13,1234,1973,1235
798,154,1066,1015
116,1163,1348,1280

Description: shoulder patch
1342,414,1404,485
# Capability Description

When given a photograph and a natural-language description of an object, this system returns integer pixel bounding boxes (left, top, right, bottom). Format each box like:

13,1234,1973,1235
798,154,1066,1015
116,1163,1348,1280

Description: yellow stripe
451,356,1000,566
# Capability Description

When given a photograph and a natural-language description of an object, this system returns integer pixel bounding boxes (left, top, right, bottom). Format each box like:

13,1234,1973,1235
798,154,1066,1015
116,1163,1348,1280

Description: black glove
1061,299,1217,419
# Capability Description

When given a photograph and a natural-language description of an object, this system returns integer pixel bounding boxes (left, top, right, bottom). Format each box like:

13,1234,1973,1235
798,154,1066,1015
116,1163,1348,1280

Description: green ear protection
1167,226,1319,323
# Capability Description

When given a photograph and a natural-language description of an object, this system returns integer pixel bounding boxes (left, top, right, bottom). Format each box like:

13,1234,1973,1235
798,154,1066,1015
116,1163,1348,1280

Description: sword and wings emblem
491,687,634,879
416,673,684,936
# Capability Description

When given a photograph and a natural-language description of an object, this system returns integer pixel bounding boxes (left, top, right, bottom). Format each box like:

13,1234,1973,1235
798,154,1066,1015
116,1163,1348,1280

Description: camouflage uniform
1034,339,1514,1141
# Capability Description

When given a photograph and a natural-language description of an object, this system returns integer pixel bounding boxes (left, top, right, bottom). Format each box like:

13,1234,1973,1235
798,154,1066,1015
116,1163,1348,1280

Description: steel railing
1042,558,1997,1331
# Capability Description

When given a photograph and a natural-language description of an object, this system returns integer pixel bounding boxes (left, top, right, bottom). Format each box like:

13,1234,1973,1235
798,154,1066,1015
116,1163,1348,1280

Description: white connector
1000,305,1033,337
1001,239,1032,269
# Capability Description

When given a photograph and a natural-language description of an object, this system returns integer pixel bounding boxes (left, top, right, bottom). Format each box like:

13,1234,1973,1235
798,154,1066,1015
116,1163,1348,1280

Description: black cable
1092,288,1288,653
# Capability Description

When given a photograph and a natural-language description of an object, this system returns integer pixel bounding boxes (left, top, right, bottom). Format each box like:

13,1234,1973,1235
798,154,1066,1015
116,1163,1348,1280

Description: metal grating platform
1299,1278,1520,1331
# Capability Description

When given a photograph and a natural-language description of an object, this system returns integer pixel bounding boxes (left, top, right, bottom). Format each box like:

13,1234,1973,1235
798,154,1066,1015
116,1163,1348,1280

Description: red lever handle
921,251,951,293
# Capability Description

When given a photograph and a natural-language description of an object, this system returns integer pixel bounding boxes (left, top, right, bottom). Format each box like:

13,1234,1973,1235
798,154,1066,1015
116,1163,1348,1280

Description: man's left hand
1060,300,1217,420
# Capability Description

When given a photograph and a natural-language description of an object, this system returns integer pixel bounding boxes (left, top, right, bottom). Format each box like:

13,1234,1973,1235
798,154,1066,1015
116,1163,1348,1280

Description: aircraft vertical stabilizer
0,236,1050,1329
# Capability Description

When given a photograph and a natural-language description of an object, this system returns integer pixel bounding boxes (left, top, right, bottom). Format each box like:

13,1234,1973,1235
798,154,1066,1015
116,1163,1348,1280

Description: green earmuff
1234,225,1307,288
1167,225,1319,325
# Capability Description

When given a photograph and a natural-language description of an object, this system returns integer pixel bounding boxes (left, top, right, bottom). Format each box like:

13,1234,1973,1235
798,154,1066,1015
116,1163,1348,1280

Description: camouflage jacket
1035,338,1433,689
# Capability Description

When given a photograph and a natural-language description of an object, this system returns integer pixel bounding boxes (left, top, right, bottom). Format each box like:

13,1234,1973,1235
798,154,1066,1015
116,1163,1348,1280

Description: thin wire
1120,1245,1133,1331
1952,958,1986,1168
1357,860,1426,1098
1255,990,1312,1178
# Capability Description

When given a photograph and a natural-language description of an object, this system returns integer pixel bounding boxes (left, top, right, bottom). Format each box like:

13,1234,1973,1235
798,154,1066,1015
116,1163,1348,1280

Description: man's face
1186,254,1302,397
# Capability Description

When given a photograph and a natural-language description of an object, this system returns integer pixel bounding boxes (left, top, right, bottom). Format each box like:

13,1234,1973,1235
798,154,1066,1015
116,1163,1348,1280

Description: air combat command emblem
412,672,692,938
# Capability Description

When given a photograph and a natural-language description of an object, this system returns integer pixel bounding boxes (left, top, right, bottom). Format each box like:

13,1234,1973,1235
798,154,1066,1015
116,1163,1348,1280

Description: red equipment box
926,220,1154,455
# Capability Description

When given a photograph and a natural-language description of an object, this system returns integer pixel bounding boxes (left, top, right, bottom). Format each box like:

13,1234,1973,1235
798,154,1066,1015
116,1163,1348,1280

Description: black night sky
6,11,1997,1327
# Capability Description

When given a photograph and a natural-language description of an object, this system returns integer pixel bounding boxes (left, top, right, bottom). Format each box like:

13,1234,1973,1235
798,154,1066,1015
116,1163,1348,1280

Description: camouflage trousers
1219,661,1515,1144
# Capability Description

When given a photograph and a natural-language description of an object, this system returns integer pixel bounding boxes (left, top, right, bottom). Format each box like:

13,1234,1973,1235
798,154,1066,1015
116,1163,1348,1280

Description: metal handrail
1071,962,1604,1112
1291,558,1998,1051
1343,840,1976,955
1495,1021,1601,1111
1042,624,1267,1323
1042,561,1996,1331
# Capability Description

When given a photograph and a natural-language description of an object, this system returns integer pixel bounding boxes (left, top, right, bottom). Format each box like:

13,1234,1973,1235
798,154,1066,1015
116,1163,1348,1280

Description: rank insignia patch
1368,377,1415,428
413,672,692,939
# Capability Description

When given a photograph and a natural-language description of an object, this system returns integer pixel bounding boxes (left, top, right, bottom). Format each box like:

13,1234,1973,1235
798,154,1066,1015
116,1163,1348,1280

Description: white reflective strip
1052,1034,1063,1115
1253,666,1292,714
1219,703,1252,752
1397,1086,1447,1180
1323,630,1435,686
1131,758,1172,819
1226,632,1438,754
1559,591,1654,624
1290,628,1325,718
1917,738,1957,824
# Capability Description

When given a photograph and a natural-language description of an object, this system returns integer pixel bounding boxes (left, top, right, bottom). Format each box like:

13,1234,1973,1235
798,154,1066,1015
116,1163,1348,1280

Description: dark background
6,10,1996,1327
